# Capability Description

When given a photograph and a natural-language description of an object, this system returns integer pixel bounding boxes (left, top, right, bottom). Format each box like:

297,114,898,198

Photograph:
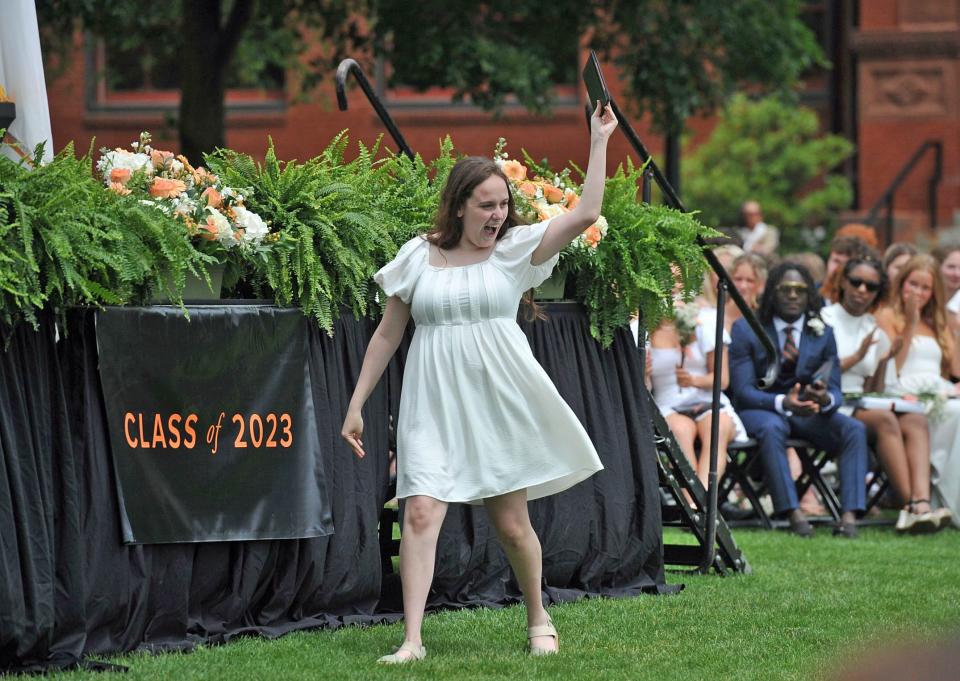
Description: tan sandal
377,641,426,664
528,617,559,656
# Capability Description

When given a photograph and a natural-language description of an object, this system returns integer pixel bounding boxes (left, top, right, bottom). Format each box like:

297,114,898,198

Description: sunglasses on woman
846,276,881,293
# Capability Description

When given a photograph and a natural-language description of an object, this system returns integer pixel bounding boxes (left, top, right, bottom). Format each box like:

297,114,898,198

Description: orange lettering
183,414,198,449
151,414,167,448
138,413,149,449
123,412,138,447
167,414,182,449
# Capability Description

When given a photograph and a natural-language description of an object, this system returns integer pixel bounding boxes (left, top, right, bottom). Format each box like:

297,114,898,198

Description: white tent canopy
0,0,54,164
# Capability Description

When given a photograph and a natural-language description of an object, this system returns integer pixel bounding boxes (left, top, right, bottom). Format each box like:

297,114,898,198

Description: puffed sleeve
491,219,558,291
373,236,427,304
695,307,731,355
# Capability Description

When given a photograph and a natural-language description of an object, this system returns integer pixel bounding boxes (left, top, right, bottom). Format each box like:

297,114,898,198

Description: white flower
553,175,561,187
807,317,825,336
594,214,608,237
204,207,236,247
98,149,153,179
538,203,566,220
233,205,269,244
172,195,197,216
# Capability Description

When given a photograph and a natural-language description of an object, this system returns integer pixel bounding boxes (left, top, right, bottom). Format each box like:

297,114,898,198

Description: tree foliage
37,0,824,156
682,94,855,253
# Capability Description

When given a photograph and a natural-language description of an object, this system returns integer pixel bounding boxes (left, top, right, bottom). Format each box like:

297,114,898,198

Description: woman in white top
340,103,617,663
646,297,747,499
822,258,940,533
876,254,960,530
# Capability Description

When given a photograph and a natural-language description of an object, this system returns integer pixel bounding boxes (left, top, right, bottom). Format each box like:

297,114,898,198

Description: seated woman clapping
875,254,959,531
821,257,943,533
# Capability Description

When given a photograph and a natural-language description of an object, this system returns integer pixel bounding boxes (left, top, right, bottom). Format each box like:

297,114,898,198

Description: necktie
782,325,799,371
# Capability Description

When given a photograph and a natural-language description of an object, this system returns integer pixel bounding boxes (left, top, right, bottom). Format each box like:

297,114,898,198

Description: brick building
42,1,960,245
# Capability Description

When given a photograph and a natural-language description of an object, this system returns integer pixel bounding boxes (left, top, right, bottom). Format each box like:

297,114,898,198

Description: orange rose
501,159,527,182
199,216,220,240
584,224,602,247
150,149,174,168
541,183,564,204
202,186,223,209
193,167,218,186
564,190,580,210
110,168,132,185
108,182,131,196
149,177,186,198
518,181,537,198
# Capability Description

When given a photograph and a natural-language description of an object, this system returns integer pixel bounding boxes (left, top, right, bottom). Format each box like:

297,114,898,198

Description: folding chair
719,437,845,527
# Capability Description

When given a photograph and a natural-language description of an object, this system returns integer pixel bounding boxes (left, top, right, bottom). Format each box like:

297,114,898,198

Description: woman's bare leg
396,495,448,655
484,489,557,652
856,409,911,506
898,412,932,510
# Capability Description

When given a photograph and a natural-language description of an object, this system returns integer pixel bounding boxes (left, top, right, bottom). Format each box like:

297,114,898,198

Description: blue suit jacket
729,317,842,415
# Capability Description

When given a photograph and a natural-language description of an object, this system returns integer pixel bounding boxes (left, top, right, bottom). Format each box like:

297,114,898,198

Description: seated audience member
740,200,779,257
876,255,960,528
821,235,875,304
784,252,826,289
821,257,944,533
932,243,960,325
721,253,767,333
882,242,917,292
647,287,747,501
729,262,868,538
699,244,745,309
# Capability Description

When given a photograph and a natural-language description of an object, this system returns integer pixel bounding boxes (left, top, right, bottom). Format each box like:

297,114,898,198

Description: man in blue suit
729,262,867,537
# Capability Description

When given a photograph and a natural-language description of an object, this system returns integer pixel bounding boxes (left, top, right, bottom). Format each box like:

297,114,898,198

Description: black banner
96,305,332,544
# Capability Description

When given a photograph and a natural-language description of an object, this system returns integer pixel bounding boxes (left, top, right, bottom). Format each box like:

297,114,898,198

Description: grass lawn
52,527,960,680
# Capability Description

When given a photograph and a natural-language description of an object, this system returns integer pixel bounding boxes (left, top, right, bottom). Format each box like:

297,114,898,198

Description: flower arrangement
672,300,700,366
96,132,273,255
493,138,607,250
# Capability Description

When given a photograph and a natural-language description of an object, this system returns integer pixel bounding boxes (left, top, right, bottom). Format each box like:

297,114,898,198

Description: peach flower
564,189,580,210
199,216,221,241
501,159,527,182
583,224,602,247
202,186,223,209
518,181,538,198
150,149,174,168
149,177,186,198
541,183,564,204
110,168,132,185
108,182,131,196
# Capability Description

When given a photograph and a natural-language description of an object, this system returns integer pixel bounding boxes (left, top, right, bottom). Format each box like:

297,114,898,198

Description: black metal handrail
335,59,416,161
863,139,942,246
595,97,779,574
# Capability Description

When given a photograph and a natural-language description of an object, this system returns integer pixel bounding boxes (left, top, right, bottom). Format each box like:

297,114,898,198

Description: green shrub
682,93,854,253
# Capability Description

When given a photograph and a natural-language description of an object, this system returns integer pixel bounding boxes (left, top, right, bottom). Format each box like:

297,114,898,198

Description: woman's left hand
590,101,618,143
675,366,698,388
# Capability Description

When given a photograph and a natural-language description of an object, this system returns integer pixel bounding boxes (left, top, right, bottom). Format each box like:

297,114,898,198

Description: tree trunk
178,0,255,165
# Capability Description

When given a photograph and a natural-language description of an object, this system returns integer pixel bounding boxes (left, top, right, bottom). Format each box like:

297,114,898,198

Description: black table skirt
0,304,665,673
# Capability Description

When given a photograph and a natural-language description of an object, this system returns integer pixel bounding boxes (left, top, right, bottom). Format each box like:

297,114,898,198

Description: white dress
820,304,891,410
885,335,960,527
374,220,604,505
645,308,747,442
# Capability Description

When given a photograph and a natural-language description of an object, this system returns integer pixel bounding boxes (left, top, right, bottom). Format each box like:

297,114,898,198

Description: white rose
233,205,269,244
807,317,825,336
204,207,236,247
539,203,566,220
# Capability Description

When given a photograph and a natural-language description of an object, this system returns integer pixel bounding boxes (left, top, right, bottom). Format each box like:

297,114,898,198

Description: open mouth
482,224,499,237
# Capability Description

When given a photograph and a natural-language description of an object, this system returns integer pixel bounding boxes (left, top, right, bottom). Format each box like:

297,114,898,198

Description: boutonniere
806,317,825,336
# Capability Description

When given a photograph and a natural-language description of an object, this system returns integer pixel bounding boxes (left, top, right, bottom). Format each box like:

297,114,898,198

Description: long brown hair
427,157,526,249
890,254,953,375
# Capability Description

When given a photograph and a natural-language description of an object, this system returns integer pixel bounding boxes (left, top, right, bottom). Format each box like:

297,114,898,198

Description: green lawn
52,528,960,681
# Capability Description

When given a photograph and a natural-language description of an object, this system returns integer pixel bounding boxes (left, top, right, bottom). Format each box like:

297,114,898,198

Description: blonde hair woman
876,255,960,529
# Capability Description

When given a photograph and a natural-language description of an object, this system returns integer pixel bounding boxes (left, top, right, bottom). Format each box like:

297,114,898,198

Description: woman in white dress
876,254,959,529
822,257,942,533
340,103,617,663
646,300,746,499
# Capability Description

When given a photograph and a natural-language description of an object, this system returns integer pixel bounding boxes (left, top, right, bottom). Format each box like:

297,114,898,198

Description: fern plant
565,158,717,346
0,141,208,329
